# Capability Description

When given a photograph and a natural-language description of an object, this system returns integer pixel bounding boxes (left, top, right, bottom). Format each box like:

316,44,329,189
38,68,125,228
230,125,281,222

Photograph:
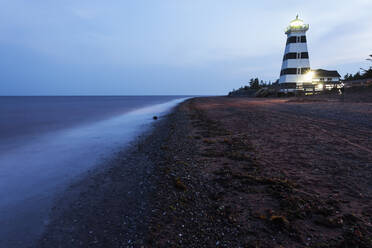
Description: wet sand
38,122,169,247
0,97,187,247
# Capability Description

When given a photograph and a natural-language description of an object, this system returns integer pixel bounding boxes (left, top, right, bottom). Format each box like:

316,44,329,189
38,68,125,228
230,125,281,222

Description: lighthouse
279,15,312,93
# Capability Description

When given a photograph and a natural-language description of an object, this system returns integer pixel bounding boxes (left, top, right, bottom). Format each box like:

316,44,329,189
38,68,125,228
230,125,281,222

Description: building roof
313,69,341,78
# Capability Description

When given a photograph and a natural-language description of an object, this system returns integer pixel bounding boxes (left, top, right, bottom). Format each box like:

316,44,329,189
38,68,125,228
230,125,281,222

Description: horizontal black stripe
301,52,309,58
301,67,311,74
283,53,297,60
279,83,297,89
281,68,297,75
280,67,310,75
286,35,307,44
283,52,309,61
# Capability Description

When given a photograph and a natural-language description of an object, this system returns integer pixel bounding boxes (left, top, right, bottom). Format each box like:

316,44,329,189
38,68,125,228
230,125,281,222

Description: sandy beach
147,95,372,247
39,93,372,247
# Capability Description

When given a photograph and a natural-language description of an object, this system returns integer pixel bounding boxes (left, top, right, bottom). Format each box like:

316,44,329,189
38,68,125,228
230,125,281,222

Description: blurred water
0,96,187,247
0,96,184,150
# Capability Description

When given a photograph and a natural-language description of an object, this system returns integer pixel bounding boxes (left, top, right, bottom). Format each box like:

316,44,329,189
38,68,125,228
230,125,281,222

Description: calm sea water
0,96,188,247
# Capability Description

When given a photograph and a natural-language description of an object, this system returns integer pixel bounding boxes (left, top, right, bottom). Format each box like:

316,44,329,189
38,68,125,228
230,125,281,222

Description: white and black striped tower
279,15,311,92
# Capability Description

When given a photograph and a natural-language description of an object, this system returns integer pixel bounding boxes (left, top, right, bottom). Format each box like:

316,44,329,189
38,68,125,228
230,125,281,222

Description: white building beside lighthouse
279,15,312,92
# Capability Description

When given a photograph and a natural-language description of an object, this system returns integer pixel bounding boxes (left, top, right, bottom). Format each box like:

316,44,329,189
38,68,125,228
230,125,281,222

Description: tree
343,54,372,81
344,73,353,81
249,78,258,89
354,71,362,80
367,54,372,63
364,69,372,79
253,78,260,89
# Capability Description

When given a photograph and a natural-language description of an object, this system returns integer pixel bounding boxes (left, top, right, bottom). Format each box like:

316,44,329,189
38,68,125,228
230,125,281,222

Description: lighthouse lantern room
279,15,312,93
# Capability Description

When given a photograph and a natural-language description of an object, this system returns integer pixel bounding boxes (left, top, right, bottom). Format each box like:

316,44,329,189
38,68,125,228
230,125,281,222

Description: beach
0,96,187,247
39,94,372,247
146,96,372,247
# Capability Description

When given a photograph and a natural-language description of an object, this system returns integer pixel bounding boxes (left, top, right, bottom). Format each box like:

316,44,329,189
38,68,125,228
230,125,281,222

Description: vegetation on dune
228,78,278,96
343,55,372,81
344,69,372,81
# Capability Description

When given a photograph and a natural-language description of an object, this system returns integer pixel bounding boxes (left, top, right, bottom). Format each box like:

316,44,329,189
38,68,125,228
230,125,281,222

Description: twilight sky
0,0,371,95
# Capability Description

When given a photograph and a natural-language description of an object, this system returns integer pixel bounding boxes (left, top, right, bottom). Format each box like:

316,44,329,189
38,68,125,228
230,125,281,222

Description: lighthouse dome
285,15,309,34
290,15,304,28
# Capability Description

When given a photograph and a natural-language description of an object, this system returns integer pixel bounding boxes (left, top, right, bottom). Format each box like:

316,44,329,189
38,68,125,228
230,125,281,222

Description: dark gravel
37,114,172,248
147,96,372,247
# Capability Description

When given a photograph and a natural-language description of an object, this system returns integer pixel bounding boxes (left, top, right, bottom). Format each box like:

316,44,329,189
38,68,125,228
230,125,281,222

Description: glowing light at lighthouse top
290,15,304,27
285,15,309,34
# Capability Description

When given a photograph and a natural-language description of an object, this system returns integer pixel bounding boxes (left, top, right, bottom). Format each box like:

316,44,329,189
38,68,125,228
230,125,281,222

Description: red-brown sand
148,96,372,247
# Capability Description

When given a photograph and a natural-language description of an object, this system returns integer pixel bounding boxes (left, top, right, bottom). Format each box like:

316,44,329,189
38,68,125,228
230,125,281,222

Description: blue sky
0,0,371,95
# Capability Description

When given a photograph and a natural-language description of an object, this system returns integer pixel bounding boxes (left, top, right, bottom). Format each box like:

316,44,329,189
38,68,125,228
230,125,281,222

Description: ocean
0,96,188,247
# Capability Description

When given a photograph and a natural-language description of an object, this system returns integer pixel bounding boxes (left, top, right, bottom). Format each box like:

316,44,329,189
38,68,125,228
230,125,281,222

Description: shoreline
39,96,372,247
38,109,173,247
0,97,187,248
